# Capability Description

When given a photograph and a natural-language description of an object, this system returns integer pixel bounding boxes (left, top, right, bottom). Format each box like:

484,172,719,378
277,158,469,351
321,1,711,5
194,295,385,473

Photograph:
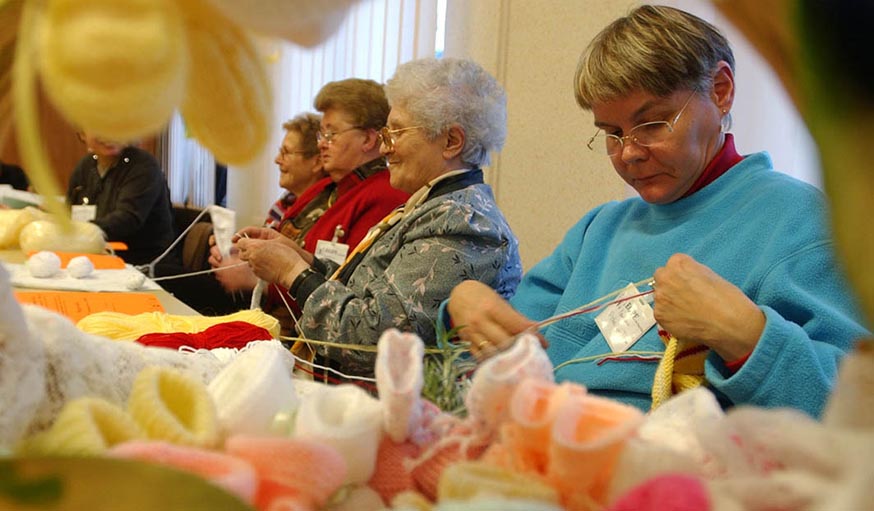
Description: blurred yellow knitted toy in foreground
0,0,356,219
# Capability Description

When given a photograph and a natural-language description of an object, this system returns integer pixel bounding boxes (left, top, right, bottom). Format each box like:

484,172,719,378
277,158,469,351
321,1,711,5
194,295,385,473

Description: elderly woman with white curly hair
237,57,522,377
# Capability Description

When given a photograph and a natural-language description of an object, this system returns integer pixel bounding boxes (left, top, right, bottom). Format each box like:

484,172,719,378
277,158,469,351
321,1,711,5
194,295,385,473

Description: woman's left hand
652,253,765,361
237,237,309,288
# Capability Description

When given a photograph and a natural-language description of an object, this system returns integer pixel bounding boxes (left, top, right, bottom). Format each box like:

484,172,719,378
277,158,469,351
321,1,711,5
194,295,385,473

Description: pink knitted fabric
225,435,346,510
109,440,258,504
410,437,488,501
606,473,710,511
367,436,421,504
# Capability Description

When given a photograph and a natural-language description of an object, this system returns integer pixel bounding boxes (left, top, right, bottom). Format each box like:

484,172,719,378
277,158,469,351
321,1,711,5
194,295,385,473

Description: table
1,250,199,316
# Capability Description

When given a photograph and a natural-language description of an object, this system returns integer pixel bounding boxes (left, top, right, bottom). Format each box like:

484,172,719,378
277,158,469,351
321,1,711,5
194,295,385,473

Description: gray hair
385,57,507,167
574,5,734,110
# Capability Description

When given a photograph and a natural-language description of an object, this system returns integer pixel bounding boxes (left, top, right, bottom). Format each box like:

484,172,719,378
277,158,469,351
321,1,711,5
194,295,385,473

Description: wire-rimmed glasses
316,125,364,145
378,126,424,151
586,89,698,157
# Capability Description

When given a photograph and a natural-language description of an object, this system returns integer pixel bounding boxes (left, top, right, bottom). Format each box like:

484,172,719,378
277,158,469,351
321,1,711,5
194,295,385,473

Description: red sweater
303,165,409,252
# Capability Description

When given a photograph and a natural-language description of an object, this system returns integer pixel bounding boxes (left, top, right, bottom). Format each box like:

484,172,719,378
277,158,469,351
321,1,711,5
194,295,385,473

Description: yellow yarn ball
178,0,271,165
17,398,145,456
76,309,280,341
128,366,220,449
37,0,188,140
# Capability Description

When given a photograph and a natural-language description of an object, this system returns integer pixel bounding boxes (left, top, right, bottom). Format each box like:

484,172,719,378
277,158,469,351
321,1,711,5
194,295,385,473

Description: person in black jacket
66,133,177,266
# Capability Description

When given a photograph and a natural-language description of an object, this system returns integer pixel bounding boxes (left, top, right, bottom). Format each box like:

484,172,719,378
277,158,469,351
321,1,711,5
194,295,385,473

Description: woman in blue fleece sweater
445,5,869,418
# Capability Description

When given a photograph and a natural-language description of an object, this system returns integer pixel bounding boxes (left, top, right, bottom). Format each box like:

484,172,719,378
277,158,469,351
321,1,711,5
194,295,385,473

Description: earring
720,111,732,133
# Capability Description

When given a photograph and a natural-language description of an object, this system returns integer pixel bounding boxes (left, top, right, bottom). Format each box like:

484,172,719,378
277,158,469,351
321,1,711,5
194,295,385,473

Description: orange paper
14,291,164,323
106,241,129,251
26,251,127,270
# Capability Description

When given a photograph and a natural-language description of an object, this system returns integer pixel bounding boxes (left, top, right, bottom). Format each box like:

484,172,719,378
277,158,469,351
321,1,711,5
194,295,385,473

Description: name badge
315,240,349,266
595,283,656,353
71,204,97,222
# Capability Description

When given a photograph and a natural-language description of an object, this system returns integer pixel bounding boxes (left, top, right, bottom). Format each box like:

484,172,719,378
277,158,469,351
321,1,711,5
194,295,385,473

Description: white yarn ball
67,256,95,278
26,251,62,278
125,271,146,290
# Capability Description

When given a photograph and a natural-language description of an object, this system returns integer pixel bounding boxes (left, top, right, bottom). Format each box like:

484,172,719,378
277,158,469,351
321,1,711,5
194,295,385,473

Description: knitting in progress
2,256,874,509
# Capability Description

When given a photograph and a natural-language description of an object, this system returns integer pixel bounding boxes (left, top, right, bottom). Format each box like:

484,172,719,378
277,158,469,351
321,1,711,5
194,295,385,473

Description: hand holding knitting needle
653,253,765,361
448,280,546,359
237,236,310,290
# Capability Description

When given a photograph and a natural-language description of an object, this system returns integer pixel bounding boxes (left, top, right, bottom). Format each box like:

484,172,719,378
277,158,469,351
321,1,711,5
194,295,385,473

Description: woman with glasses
237,57,522,377
208,113,328,298
445,5,868,418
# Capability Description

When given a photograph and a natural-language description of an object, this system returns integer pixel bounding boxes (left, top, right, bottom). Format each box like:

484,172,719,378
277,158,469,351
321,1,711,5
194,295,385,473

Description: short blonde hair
281,112,321,157
574,5,734,110
313,78,389,129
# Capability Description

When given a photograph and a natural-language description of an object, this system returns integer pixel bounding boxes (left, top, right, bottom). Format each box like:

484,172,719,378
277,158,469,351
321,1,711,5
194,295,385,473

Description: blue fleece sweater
511,152,868,417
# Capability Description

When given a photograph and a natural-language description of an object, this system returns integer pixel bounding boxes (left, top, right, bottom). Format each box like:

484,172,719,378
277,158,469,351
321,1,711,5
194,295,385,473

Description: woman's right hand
234,226,280,242
448,280,540,359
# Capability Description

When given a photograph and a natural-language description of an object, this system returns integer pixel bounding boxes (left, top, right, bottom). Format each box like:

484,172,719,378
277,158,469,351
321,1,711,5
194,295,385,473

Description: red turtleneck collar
681,133,743,199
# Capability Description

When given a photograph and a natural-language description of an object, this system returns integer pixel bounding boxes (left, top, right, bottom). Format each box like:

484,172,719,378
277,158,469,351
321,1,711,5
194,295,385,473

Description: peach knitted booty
498,378,588,475
225,435,347,510
547,394,644,510
110,440,258,504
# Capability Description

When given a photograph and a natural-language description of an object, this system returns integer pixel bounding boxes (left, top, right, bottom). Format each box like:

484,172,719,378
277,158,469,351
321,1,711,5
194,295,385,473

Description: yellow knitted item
437,461,559,504
651,330,709,410
38,0,188,142
17,397,144,456
76,309,280,341
127,367,220,448
178,0,271,165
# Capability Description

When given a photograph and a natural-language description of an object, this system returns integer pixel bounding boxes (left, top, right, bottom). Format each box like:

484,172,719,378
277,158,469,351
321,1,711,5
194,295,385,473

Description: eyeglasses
379,126,424,151
316,125,364,145
278,146,312,158
586,89,697,157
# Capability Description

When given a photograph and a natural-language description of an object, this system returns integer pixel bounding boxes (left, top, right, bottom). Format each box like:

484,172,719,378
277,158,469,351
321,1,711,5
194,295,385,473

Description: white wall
444,0,820,270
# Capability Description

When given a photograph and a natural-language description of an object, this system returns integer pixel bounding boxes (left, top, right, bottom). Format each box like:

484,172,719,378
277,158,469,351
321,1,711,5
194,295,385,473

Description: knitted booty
14,304,228,445
0,266,45,449
464,334,554,440
411,436,489,502
368,436,422,504
17,397,144,456
500,379,587,475
110,440,258,504
437,460,559,504
128,366,220,448
225,434,347,510
376,329,425,443
294,384,384,484
208,340,298,436
547,394,644,510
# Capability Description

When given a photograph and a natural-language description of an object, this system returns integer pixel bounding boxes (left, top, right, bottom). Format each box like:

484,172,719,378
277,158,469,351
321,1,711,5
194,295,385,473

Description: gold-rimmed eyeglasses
586,89,698,157
316,125,364,145
379,126,424,151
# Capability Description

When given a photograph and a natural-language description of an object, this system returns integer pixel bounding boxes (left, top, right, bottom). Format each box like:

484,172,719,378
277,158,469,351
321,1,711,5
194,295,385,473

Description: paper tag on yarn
208,205,236,258
315,240,349,265
595,283,656,353
71,205,97,222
